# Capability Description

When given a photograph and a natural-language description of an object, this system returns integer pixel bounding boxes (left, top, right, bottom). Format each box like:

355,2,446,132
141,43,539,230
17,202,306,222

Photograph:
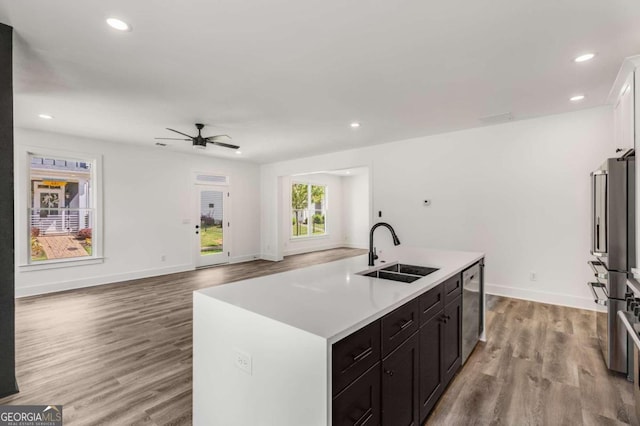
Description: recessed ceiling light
38,114,53,120
235,150,242,155
574,53,595,63
570,95,585,102
350,122,360,128
106,18,131,32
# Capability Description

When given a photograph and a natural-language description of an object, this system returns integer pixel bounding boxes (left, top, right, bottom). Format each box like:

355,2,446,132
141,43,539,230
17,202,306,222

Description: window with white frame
291,183,327,238
28,154,98,263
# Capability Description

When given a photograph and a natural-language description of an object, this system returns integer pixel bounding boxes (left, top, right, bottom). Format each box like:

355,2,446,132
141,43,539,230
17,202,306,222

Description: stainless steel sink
358,263,439,284
381,263,439,276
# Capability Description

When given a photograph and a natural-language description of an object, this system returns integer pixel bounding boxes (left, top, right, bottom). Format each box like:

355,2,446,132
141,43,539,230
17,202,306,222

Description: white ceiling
1,0,639,164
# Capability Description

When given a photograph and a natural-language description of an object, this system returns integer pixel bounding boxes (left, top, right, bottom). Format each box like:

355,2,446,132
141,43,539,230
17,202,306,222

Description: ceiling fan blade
208,140,240,150
154,137,191,141
166,128,194,138
205,134,232,142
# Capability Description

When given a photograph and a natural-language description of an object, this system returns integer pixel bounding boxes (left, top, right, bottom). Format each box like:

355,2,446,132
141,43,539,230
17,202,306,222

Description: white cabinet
613,72,635,154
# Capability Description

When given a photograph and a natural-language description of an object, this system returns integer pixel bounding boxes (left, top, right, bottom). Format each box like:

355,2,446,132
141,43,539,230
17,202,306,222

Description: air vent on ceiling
479,112,513,124
196,174,229,184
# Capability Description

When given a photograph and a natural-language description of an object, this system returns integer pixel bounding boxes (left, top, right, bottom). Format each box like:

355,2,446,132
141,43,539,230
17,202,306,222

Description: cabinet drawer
443,274,462,305
333,362,381,426
332,320,381,396
382,298,420,357
419,285,444,325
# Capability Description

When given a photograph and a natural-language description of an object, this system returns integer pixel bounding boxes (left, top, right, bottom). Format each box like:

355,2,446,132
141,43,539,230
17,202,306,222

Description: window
28,154,97,263
292,183,326,238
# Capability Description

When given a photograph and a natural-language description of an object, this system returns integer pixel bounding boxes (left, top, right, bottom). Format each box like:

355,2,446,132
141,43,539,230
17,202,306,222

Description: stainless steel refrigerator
588,156,635,374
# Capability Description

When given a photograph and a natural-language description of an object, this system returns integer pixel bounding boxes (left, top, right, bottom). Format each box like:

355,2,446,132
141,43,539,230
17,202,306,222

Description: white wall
261,107,615,309
15,128,261,296
282,174,343,256
341,171,369,249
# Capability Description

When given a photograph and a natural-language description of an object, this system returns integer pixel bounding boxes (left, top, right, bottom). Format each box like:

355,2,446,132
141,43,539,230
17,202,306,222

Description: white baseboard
260,254,280,262
230,254,260,264
16,263,194,298
342,243,368,249
283,243,344,257
486,283,602,312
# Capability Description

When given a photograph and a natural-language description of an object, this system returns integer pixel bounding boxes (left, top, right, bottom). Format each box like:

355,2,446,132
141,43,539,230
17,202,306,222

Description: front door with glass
195,186,228,267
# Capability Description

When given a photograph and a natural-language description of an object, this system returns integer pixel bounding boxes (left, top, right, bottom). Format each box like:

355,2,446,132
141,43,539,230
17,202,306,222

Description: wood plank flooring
428,296,637,426
1,248,636,425
0,248,366,425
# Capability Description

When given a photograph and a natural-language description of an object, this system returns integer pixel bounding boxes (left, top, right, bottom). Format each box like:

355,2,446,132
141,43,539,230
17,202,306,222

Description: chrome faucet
369,222,401,266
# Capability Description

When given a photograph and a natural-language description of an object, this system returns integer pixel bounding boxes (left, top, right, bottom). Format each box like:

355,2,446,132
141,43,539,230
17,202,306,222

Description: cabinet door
333,363,381,426
443,274,462,305
614,73,635,152
442,295,462,385
382,332,419,426
419,310,444,420
332,320,381,396
381,298,419,357
419,285,443,325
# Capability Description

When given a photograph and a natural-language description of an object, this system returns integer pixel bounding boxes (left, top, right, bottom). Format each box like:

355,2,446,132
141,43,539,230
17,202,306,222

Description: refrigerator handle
587,282,609,306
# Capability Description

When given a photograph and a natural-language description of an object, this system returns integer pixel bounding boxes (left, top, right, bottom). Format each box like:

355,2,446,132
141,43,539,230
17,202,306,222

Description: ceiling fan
155,123,240,150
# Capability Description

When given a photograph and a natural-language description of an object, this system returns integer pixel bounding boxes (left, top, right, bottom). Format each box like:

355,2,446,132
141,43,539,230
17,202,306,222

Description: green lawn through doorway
201,225,223,254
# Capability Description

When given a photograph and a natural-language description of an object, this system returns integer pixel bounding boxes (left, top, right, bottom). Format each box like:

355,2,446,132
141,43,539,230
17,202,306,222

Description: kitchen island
193,246,485,426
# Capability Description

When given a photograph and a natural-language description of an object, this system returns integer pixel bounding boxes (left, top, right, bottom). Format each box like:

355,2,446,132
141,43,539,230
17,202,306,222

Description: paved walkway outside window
38,235,89,260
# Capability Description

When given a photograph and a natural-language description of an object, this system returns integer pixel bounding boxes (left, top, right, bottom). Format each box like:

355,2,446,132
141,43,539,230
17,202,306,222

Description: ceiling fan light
193,144,206,150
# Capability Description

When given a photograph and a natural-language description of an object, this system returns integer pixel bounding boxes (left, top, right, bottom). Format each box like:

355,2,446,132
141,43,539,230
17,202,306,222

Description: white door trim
194,182,231,268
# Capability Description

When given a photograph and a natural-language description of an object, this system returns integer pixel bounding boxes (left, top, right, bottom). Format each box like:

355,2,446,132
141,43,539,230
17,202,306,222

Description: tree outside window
292,183,326,237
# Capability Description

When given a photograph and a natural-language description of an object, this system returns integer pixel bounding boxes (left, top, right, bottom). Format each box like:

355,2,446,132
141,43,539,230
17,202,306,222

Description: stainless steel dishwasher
462,261,483,364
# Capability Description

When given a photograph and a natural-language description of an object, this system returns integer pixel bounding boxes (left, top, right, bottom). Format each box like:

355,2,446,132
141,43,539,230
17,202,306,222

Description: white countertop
196,246,484,343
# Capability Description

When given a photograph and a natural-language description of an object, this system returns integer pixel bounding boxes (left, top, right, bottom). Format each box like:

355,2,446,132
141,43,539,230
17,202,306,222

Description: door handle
195,231,199,234
195,225,200,229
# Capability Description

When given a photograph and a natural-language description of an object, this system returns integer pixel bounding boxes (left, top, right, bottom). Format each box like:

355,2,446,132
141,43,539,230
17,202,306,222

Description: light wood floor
428,296,637,426
1,248,636,426
1,248,366,425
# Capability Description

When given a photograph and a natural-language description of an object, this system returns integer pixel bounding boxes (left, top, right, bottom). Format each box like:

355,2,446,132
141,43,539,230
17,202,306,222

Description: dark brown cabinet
443,274,462,305
382,332,419,426
419,311,443,419
333,363,381,426
333,320,381,396
381,298,419,357
418,291,462,422
442,295,462,385
332,272,467,425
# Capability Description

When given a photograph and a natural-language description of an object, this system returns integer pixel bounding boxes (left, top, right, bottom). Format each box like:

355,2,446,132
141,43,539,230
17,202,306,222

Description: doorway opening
279,166,370,257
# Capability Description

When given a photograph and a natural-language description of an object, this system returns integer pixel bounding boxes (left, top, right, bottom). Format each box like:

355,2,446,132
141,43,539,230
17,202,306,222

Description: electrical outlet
160,255,166,262
530,272,537,281
234,349,252,375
